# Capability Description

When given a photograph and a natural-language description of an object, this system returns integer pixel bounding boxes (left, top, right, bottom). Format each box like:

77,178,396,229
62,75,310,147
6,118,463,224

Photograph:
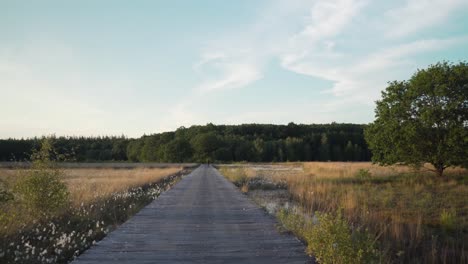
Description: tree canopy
0,123,370,163
365,61,468,177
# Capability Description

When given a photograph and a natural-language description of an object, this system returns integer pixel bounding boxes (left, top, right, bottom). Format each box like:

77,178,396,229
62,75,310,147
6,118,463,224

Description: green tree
319,133,330,161
163,138,193,162
234,139,256,162
0,123,373,163
332,145,343,161
111,138,128,160
140,135,161,161
344,141,354,161
126,139,144,162
14,138,69,216
191,132,220,162
365,61,468,177
253,138,265,161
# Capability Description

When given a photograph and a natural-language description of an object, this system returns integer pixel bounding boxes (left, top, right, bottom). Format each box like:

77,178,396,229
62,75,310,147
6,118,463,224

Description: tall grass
220,162,468,263
64,167,182,204
0,166,186,263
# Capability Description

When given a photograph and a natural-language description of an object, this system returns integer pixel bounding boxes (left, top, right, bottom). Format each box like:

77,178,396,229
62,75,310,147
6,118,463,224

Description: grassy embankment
0,165,188,263
220,162,468,264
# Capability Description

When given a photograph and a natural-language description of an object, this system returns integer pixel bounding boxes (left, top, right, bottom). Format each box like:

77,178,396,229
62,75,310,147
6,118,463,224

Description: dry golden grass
281,161,466,178
63,167,182,205
0,165,186,263
0,167,182,206
221,162,468,263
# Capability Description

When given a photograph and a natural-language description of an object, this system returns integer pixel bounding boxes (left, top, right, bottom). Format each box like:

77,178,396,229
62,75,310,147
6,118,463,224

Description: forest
0,123,371,163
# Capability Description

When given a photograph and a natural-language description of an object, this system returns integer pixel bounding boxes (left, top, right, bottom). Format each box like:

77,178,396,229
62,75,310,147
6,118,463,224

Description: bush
307,211,378,264
247,177,288,190
14,169,69,217
0,179,13,203
232,169,248,187
277,208,308,234
277,209,380,264
220,167,249,187
13,138,69,217
355,169,372,182
440,209,457,232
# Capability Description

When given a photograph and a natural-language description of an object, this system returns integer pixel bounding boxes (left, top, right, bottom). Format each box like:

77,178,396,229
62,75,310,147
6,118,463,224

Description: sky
1,0,468,138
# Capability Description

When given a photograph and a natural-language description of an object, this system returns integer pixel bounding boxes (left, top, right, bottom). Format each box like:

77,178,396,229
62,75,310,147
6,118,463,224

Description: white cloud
189,0,467,124
193,0,313,92
196,62,262,92
195,0,368,93
385,0,468,38
295,0,367,41
284,37,468,101
194,40,268,92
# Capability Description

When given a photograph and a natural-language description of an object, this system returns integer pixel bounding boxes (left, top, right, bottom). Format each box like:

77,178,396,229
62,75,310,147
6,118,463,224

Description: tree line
0,123,371,163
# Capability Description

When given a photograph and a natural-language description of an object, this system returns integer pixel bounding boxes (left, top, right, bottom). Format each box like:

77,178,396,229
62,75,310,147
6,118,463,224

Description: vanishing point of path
74,165,310,263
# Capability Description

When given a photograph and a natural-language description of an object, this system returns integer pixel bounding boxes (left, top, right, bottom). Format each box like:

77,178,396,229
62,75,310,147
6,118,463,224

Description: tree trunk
434,163,445,178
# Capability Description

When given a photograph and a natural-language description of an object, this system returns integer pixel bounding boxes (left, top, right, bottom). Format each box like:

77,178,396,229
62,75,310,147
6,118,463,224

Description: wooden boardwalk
74,165,310,263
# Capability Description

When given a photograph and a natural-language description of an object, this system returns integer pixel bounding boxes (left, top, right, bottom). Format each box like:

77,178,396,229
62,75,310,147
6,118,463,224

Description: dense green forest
0,123,371,162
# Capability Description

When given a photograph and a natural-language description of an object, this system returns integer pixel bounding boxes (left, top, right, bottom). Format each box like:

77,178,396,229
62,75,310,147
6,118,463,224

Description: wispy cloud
3,0,465,137
285,37,468,100
385,0,468,38
195,0,369,93
195,0,467,109
195,52,263,92
193,0,309,92
287,0,367,50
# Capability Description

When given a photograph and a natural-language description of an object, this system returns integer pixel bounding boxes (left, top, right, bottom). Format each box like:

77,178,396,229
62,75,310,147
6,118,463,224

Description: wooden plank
73,165,312,264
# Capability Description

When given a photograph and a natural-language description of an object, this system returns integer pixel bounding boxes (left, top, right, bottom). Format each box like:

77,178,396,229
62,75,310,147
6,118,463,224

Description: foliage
163,138,193,162
14,170,69,217
1,123,371,163
1,170,184,264
0,179,13,203
306,211,378,264
228,163,468,263
191,132,221,162
13,138,69,217
219,167,248,187
355,169,372,182
365,61,468,177
440,209,457,232
277,209,379,264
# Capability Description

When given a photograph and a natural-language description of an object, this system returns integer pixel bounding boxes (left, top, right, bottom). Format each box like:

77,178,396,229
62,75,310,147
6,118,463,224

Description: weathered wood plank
73,165,311,263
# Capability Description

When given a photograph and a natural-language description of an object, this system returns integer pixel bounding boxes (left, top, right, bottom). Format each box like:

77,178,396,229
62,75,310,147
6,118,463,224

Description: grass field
1,166,182,205
0,165,190,263
220,162,468,263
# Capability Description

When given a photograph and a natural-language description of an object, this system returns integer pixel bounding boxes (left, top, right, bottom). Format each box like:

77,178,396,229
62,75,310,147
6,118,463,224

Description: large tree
365,61,468,177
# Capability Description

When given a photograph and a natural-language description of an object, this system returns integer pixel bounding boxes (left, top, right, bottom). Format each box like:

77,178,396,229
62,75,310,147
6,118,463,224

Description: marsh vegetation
220,162,468,263
0,139,188,263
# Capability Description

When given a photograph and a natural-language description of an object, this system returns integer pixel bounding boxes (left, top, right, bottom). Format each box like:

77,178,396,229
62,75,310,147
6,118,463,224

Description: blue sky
1,0,468,138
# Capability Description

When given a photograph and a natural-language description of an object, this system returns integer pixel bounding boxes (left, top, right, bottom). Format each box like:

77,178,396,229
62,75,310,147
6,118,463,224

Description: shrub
220,167,249,187
277,208,308,235
14,169,69,217
440,209,457,232
307,211,378,264
232,169,248,187
13,138,69,217
355,169,372,182
0,179,13,203
247,177,288,190
277,209,379,264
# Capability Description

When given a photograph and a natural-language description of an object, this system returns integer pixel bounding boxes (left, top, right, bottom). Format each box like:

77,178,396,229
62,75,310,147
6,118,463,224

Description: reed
221,162,468,263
